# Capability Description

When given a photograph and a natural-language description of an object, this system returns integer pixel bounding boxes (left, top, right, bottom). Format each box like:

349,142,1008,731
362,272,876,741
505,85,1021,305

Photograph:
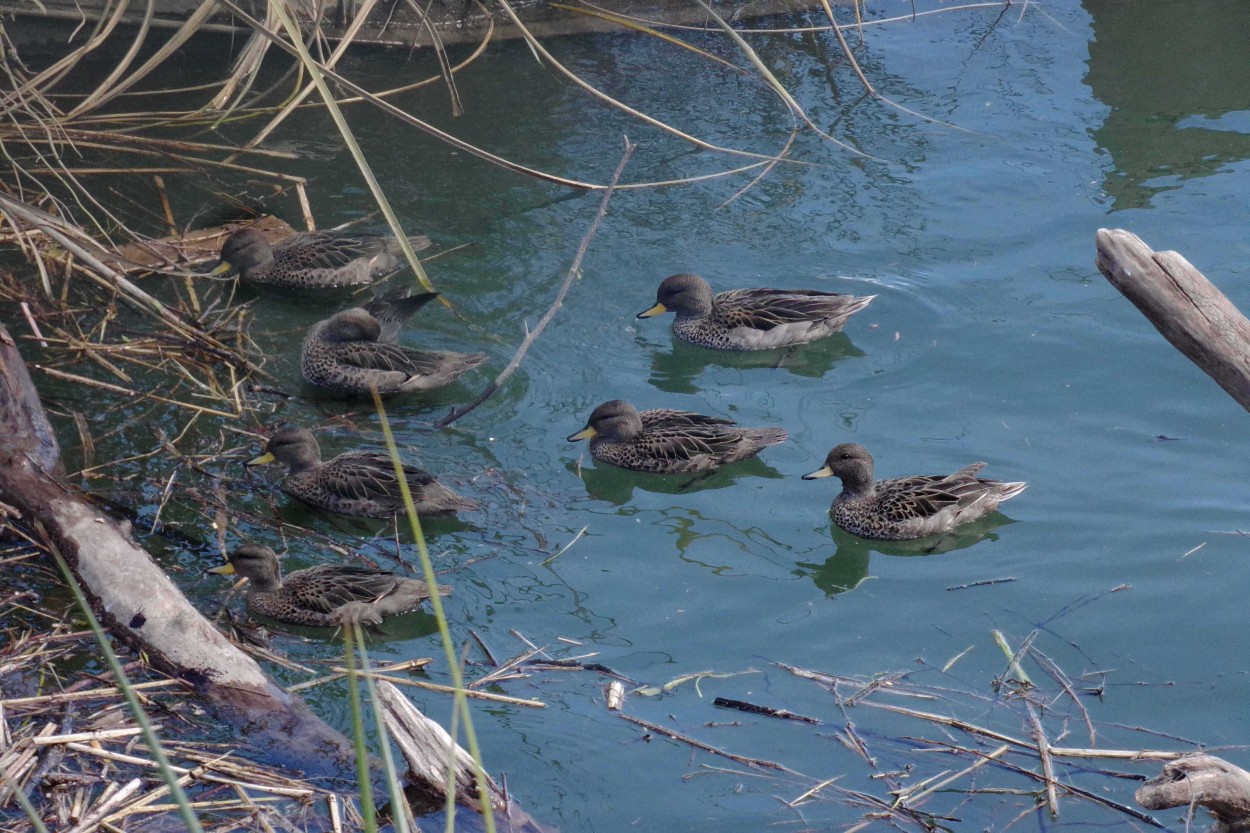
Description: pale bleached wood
0,324,355,770
1096,228,1250,412
376,681,548,832
1136,754,1250,833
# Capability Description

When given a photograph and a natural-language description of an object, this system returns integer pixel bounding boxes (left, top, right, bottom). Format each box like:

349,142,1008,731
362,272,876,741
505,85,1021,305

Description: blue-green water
17,1,1250,829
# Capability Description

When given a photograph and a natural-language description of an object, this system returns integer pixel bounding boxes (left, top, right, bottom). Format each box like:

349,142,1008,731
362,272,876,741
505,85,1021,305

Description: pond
10,0,1250,829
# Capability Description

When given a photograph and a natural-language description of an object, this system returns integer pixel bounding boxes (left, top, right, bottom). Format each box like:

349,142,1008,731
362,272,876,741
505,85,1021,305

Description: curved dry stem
63,0,156,120
691,0,873,159
64,0,222,120
206,0,283,112
435,138,635,429
268,0,436,293
548,2,744,72
572,0,1015,35
717,127,800,209
224,0,386,162
817,0,974,134
9,0,130,101
496,0,801,167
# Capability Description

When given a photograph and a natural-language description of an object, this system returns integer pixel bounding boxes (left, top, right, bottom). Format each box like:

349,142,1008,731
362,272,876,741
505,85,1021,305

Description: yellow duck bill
206,563,236,575
567,426,598,442
247,451,276,466
636,302,667,319
801,465,834,480
208,260,236,276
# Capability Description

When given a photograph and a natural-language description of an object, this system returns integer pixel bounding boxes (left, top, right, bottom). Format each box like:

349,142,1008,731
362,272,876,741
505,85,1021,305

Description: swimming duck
209,227,432,289
637,273,875,351
301,293,488,395
802,443,1026,540
208,543,450,627
247,427,478,518
567,399,787,474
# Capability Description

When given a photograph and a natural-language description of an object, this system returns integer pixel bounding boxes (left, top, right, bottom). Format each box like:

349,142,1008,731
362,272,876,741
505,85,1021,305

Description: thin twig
1026,702,1060,817
435,137,635,428
618,714,802,775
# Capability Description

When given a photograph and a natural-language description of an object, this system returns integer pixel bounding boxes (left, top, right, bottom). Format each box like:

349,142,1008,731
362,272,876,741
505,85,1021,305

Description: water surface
15,1,1250,829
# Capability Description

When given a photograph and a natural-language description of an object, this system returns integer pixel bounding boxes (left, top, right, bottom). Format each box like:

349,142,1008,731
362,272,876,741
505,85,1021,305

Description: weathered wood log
0,324,355,772
1136,754,1250,833
377,681,547,832
1096,228,1250,413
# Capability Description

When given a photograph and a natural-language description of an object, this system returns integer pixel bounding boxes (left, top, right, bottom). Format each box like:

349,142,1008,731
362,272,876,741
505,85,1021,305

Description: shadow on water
643,334,867,395
794,513,1019,597
566,456,785,506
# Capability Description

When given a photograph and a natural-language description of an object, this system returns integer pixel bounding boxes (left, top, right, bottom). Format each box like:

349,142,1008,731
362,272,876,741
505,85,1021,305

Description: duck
802,443,1027,540
208,543,450,627
301,293,488,395
247,427,479,518
637,273,875,352
209,226,432,289
567,399,787,474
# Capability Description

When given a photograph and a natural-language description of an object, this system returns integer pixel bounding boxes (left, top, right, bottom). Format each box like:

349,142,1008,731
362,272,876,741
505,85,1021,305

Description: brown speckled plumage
567,399,786,474
638,273,874,351
803,443,1027,540
301,293,488,395
211,227,432,288
248,427,478,518
210,544,450,627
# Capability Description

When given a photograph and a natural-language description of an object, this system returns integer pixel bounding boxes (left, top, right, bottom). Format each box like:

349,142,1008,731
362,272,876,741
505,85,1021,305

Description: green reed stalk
269,0,436,295
342,623,378,831
353,623,414,832
370,388,496,833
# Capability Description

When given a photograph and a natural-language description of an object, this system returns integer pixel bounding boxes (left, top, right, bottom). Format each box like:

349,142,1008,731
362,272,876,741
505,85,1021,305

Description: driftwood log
377,682,547,832
0,323,542,822
1137,754,1250,833
0,324,355,771
1096,228,1250,413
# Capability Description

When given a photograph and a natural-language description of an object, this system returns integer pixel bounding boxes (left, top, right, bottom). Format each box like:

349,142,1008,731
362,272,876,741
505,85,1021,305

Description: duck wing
640,409,737,429
872,463,991,521
635,411,756,463
716,288,869,331
324,451,436,502
272,232,393,272
285,565,404,612
336,343,461,376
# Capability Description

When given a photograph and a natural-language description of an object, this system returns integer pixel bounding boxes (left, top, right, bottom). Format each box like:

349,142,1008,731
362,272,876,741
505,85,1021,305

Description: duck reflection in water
567,456,785,506
644,335,866,396
795,515,1017,598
